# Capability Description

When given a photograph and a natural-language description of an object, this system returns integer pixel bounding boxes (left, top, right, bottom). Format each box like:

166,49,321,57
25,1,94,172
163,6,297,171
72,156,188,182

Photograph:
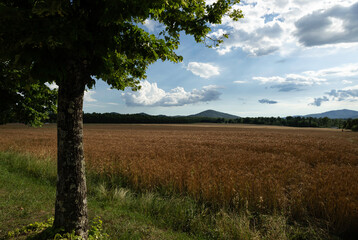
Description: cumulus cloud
258,99,278,104
186,62,220,78
209,1,358,56
253,73,326,92
84,90,97,102
311,96,329,106
233,80,246,84
123,80,221,107
311,85,358,106
303,63,358,78
327,87,358,101
295,3,358,47
343,80,353,84
143,19,162,32
253,63,358,92
212,23,283,56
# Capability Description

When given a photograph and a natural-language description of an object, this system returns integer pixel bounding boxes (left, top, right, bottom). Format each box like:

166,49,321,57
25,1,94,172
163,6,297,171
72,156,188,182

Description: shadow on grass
0,151,345,240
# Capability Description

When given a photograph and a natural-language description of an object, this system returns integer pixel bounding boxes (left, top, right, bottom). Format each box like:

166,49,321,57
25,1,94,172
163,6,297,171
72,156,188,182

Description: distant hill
303,109,358,119
189,110,239,119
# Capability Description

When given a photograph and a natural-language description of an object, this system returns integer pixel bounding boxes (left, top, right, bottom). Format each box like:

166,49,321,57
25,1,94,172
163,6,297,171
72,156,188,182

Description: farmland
0,123,357,238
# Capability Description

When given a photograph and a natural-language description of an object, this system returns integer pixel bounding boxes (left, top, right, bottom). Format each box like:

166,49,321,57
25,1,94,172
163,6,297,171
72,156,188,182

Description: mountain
303,109,358,119
189,110,239,119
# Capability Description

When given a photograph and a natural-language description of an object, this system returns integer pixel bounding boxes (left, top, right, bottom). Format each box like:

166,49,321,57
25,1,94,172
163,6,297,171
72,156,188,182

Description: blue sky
83,0,358,117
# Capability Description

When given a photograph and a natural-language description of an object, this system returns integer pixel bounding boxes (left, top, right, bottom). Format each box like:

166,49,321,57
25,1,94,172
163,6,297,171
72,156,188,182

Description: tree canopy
0,61,57,125
1,0,242,92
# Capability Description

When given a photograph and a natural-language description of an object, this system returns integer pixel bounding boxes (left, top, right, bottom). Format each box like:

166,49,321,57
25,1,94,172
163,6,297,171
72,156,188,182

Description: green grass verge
0,152,193,240
0,151,339,240
0,153,54,238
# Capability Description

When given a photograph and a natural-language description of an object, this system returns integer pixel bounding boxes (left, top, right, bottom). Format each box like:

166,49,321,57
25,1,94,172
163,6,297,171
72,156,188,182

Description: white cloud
123,81,166,106
206,0,217,5
253,76,286,84
295,3,358,47
186,62,220,78
84,90,97,102
233,80,246,84
327,17,345,34
210,0,358,56
253,73,326,92
143,19,162,32
343,85,358,91
123,80,221,107
311,85,358,106
254,63,358,92
303,63,358,78
343,80,353,84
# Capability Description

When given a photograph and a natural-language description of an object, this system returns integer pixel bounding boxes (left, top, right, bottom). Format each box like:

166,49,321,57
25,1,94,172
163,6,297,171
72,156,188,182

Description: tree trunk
54,66,88,239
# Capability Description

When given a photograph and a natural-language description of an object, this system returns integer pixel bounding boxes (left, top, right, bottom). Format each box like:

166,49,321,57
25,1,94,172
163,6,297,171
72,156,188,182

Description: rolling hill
189,110,239,119
303,109,358,119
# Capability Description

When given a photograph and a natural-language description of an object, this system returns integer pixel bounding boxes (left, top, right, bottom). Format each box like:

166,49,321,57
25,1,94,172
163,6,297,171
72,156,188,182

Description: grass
0,153,54,238
0,151,339,240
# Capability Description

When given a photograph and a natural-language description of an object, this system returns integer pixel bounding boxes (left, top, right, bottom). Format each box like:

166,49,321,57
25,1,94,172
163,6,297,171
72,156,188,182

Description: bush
351,125,358,132
6,217,109,240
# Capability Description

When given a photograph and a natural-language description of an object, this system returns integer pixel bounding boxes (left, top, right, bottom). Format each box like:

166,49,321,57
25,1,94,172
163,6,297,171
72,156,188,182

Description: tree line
230,116,347,128
63,112,225,124
220,116,357,130
37,112,358,131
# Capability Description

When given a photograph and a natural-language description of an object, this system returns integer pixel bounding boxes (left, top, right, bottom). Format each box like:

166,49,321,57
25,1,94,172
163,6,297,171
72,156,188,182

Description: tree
0,61,57,125
344,118,358,131
0,0,242,238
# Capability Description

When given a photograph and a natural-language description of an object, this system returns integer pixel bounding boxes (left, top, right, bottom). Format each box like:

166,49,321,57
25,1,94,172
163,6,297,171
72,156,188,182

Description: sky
83,0,358,117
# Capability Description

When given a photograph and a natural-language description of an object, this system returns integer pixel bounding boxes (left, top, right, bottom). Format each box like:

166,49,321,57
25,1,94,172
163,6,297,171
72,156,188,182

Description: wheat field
0,123,357,235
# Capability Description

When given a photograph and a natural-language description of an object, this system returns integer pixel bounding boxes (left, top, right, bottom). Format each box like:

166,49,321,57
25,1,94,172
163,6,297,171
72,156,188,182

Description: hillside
189,110,239,119
304,109,358,119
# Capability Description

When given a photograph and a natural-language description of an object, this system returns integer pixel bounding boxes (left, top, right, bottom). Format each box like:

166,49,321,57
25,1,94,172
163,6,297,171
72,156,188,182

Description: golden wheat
1,123,357,234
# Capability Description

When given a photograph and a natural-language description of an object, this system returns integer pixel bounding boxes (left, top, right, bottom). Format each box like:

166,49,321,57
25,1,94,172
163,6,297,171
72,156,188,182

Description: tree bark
54,64,88,239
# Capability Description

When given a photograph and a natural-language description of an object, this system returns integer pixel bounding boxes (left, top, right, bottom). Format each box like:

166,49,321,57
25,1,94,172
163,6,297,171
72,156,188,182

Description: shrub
6,217,109,240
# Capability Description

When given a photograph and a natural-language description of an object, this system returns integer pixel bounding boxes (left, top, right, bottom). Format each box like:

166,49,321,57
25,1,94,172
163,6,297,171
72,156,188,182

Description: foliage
6,217,109,240
0,0,243,92
6,218,53,239
0,62,57,126
344,118,358,131
237,116,346,128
